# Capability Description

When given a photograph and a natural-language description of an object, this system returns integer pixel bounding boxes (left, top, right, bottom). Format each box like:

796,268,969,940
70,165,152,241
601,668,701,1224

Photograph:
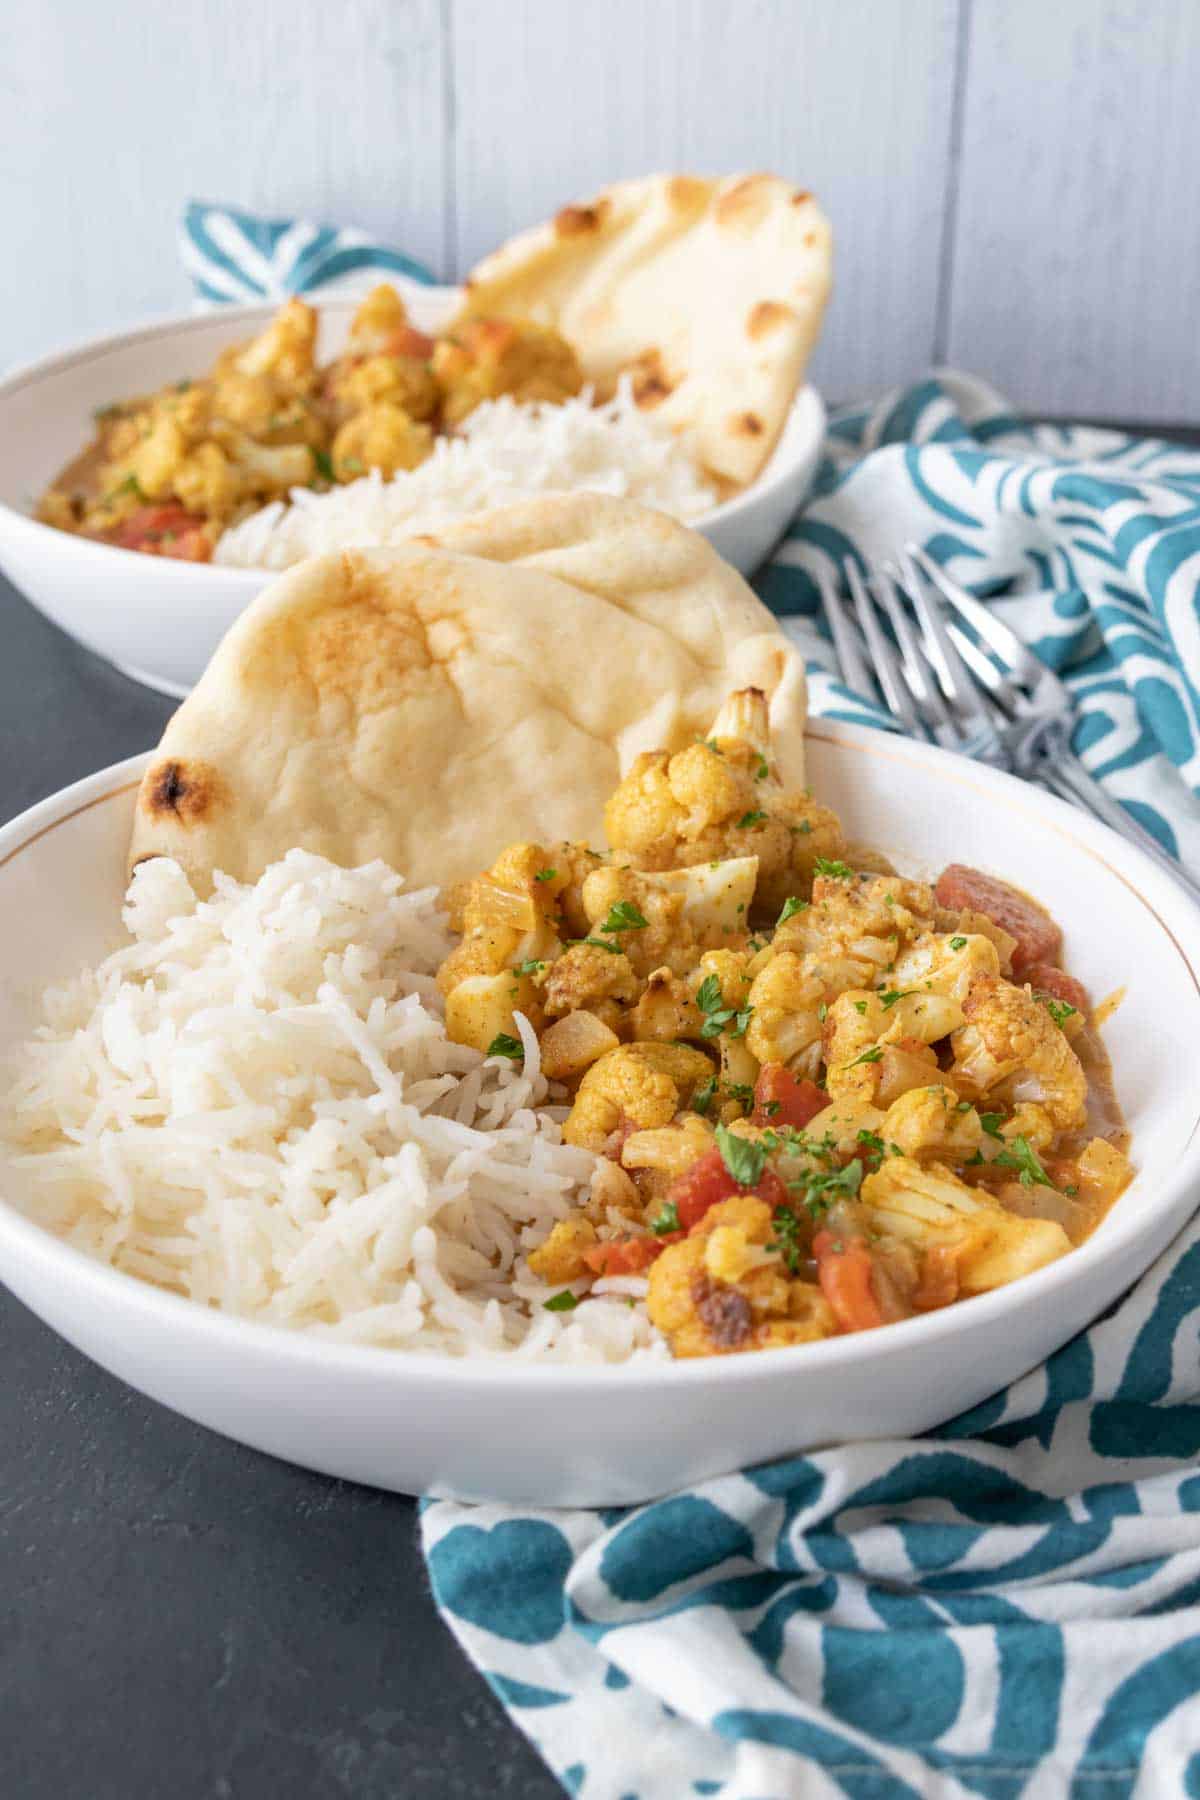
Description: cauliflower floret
891,931,1001,1003
778,872,937,978
563,1042,715,1152
824,988,962,1102
621,1112,716,1181
951,973,1087,1136
336,353,438,424
437,843,564,994
434,317,582,425
580,865,698,979
127,412,187,499
173,442,239,518
211,370,281,436
233,297,318,383
745,951,825,1075
218,430,316,499
543,942,639,1019
860,1156,1070,1294
629,968,698,1043
443,969,542,1053
347,283,421,354
880,1086,985,1163
527,1216,597,1283
331,402,432,479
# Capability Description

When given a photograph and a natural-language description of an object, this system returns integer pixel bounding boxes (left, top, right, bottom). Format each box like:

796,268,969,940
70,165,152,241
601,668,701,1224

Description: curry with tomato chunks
438,688,1131,1359
36,286,582,561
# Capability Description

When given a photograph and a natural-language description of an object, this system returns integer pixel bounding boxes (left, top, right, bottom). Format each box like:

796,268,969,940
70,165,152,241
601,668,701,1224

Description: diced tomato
668,1146,789,1234
1024,963,1089,1015
913,1244,960,1311
385,326,435,360
935,864,1061,977
812,1229,884,1332
110,505,212,562
752,1065,827,1129
582,1236,663,1277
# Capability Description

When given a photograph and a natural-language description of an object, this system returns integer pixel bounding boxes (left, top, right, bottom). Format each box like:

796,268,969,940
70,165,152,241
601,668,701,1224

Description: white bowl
2,725,1198,1504
0,296,825,698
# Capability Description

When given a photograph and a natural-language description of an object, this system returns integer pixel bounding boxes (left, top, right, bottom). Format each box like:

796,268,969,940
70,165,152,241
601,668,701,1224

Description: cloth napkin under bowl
186,202,1200,1798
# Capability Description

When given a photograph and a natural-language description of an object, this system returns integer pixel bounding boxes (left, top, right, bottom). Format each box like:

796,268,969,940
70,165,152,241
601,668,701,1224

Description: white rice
214,378,718,570
1,852,666,1363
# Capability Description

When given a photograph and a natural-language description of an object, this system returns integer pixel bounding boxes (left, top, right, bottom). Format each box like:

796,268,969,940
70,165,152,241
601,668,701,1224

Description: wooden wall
6,0,1198,420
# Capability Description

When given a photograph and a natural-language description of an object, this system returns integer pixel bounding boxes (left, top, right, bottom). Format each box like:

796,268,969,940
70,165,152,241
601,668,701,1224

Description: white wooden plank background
3,0,1198,420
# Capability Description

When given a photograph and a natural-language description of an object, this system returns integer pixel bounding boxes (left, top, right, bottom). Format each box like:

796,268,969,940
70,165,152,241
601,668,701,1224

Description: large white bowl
1,722,1197,1506
0,294,825,697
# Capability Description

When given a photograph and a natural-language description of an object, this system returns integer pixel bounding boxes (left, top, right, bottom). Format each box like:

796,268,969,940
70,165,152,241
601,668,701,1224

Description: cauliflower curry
37,286,582,561
437,688,1133,1359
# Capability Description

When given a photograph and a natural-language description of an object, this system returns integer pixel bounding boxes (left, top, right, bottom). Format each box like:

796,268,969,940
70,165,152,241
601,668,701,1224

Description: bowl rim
1,721,1198,1394
0,297,825,584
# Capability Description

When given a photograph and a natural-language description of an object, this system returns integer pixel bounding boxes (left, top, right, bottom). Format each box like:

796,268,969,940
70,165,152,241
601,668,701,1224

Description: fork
816,549,1200,906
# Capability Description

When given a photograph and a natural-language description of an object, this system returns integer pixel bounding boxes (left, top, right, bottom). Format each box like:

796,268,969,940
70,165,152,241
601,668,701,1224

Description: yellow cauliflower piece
543,942,639,1019
951,974,1087,1134
778,872,937,978
880,1086,985,1163
824,988,961,1102
127,412,186,499
527,1216,597,1283
563,1042,714,1152
622,1112,716,1181
861,1156,1070,1294
173,442,239,518
580,865,698,979
437,842,564,995
891,931,1001,1003
338,353,438,423
434,317,582,425
348,283,417,353
233,297,318,383
745,950,825,1074
332,402,432,479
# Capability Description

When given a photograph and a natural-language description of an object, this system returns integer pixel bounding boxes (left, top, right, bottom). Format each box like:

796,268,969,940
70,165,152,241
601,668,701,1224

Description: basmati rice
1,852,666,1363
214,379,718,570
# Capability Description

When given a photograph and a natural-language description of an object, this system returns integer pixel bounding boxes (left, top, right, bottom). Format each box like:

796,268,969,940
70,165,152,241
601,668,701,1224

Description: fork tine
895,549,1000,741
814,565,877,696
844,562,923,735
945,623,1022,720
904,543,1038,682
867,564,953,730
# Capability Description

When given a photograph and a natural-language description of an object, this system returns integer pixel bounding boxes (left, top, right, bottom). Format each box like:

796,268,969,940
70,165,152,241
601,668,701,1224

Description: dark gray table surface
0,573,562,1800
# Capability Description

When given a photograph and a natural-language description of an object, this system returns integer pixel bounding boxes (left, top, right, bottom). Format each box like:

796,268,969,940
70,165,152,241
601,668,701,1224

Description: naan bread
129,493,807,893
455,172,832,488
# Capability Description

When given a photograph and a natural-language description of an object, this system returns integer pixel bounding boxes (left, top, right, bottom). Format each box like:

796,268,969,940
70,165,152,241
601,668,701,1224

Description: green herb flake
763,1100,781,1118
814,858,853,880
786,1156,864,1223
879,989,914,1010
852,999,868,1015
716,1124,766,1189
767,1204,803,1271
650,1201,681,1236
845,1045,884,1069
486,1033,524,1061
776,895,807,926
817,1001,828,1023
534,867,558,883
980,1112,1005,1139
1039,995,1078,1028
311,446,335,483
755,754,770,780
543,1290,579,1312
599,900,649,933
995,1134,1052,1188
512,959,546,977
580,938,622,954
105,471,146,505
737,810,768,829
692,1076,717,1117
949,935,969,951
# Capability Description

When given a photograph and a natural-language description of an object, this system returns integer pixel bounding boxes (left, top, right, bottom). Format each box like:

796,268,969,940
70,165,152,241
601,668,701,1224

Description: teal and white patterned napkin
184,207,1200,1797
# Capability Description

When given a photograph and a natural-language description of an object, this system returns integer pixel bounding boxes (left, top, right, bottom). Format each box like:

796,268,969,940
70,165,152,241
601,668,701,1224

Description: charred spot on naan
555,201,609,237
629,348,676,408
747,301,796,340
714,173,775,232
733,411,765,439
140,757,226,825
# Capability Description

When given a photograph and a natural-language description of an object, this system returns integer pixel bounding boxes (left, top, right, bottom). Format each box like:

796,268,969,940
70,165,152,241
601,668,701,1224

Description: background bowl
1,721,1197,1506
0,295,825,698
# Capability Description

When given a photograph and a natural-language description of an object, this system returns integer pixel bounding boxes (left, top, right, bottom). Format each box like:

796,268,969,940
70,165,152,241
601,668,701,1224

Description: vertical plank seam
933,0,974,364
440,0,458,280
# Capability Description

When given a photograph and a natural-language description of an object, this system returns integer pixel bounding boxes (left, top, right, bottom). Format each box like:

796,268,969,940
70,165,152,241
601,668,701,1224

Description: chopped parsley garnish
786,1157,864,1222
650,1201,681,1236
105,471,146,504
723,1082,755,1106
949,935,968,951
580,937,623,954
715,1123,766,1188
755,754,769,780
852,999,868,1015
955,1099,973,1113
311,447,335,482
696,973,753,1040
814,858,853,880
737,810,768,829
879,989,914,1010
817,1001,828,1023
341,456,366,475
692,1076,717,1117
512,959,546,977
599,900,649,933
534,867,558,883
767,1205,804,1271
777,895,807,926
995,1134,1051,1188
856,1128,887,1168
1039,995,1078,1028
763,1100,781,1117
792,819,813,836
486,1033,524,1061
979,1112,1005,1139
844,1045,884,1068
543,1290,579,1312
1064,1183,1079,1197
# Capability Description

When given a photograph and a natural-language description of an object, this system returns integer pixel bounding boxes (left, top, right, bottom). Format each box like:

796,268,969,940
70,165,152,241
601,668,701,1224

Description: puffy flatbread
129,492,807,893
455,172,832,487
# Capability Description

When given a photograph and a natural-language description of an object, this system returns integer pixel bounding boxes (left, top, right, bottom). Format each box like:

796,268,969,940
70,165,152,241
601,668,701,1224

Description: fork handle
1038,749,1200,908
